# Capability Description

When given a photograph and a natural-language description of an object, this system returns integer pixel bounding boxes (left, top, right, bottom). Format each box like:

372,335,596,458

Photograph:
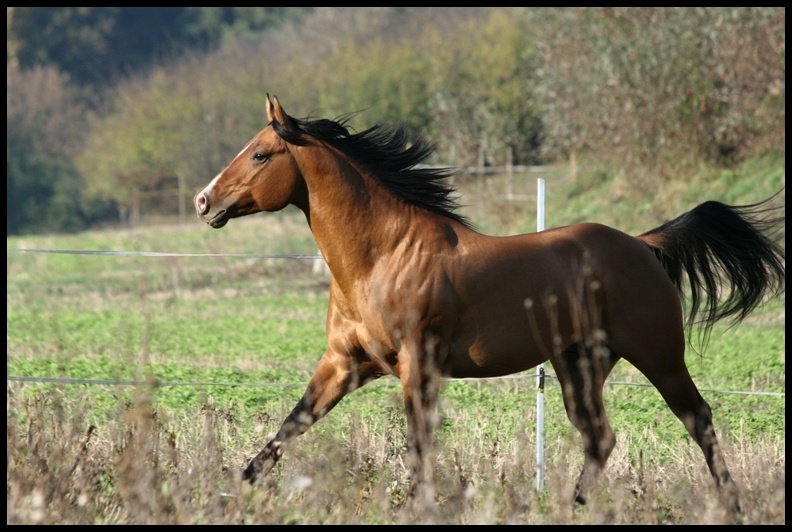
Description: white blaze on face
199,139,255,197
199,172,223,199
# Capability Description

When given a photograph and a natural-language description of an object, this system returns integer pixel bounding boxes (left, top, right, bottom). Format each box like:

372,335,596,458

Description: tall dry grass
7,385,784,524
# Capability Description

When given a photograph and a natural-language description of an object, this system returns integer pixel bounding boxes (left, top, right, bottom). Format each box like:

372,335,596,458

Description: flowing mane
272,114,473,228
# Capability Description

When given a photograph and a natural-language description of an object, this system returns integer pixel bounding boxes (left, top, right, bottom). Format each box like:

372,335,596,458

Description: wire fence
5,373,785,398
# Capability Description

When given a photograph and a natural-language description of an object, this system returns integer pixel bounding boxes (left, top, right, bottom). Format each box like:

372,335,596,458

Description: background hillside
6,7,785,236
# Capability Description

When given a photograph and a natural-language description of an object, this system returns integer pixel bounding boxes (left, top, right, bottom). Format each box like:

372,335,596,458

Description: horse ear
266,94,296,131
266,94,275,122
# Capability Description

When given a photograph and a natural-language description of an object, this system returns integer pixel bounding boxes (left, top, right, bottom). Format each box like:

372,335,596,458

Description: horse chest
329,273,451,365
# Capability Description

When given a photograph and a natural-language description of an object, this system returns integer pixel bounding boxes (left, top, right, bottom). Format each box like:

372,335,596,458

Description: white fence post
536,178,546,492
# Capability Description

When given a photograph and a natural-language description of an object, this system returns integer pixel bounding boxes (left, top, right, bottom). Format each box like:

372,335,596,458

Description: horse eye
252,152,270,162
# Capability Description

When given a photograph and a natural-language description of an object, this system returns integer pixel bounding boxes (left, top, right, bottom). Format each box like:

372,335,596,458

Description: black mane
272,114,472,228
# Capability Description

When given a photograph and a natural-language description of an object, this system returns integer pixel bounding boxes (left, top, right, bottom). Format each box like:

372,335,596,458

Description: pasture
7,161,785,524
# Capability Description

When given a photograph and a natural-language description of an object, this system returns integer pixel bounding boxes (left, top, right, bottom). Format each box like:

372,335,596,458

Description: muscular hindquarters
595,236,688,374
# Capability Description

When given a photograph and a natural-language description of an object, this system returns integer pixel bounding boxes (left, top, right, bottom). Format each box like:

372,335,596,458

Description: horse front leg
398,343,443,506
243,349,381,484
242,394,310,483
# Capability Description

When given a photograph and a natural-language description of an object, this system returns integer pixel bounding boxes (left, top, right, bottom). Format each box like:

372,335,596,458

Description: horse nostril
196,193,208,215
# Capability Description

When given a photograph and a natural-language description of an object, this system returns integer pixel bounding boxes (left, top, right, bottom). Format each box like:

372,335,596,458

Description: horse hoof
242,463,258,484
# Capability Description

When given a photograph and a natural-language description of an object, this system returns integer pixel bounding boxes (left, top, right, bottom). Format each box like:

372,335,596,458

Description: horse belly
445,317,549,379
443,265,584,379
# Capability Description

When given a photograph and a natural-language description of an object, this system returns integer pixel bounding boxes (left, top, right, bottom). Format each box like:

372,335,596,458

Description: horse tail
637,191,785,346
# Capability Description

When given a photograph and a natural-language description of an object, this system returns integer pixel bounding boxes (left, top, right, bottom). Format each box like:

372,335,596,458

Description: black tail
638,191,785,346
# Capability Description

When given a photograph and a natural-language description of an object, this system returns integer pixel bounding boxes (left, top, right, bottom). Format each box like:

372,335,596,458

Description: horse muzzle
194,192,228,228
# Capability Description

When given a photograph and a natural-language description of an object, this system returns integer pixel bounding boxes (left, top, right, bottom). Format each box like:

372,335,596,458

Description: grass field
7,159,785,524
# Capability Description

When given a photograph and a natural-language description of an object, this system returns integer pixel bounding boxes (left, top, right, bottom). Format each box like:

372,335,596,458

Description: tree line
7,7,785,235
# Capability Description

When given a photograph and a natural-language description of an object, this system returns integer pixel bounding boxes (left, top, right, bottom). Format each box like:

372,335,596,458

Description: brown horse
194,94,784,513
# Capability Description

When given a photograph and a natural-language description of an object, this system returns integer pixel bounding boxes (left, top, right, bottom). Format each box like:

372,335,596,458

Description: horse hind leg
550,341,620,506
637,361,741,515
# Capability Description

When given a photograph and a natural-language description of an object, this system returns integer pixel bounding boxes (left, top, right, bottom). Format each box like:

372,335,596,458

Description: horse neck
293,144,408,284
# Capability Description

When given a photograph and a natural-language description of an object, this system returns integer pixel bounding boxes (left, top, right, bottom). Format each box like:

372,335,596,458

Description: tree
7,65,91,234
421,8,541,166
9,7,313,88
532,7,786,186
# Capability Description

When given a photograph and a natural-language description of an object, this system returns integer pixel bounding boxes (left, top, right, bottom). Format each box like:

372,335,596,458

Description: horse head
194,95,306,228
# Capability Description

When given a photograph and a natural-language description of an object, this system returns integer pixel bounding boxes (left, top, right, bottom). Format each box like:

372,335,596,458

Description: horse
194,94,785,514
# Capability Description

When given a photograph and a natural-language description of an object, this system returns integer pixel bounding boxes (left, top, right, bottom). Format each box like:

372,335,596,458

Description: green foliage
423,8,542,166
6,65,97,235
7,140,98,235
182,8,313,46
310,9,542,168
10,7,125,86
8,8,312,88
533,7,785,189
78,72,198,205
